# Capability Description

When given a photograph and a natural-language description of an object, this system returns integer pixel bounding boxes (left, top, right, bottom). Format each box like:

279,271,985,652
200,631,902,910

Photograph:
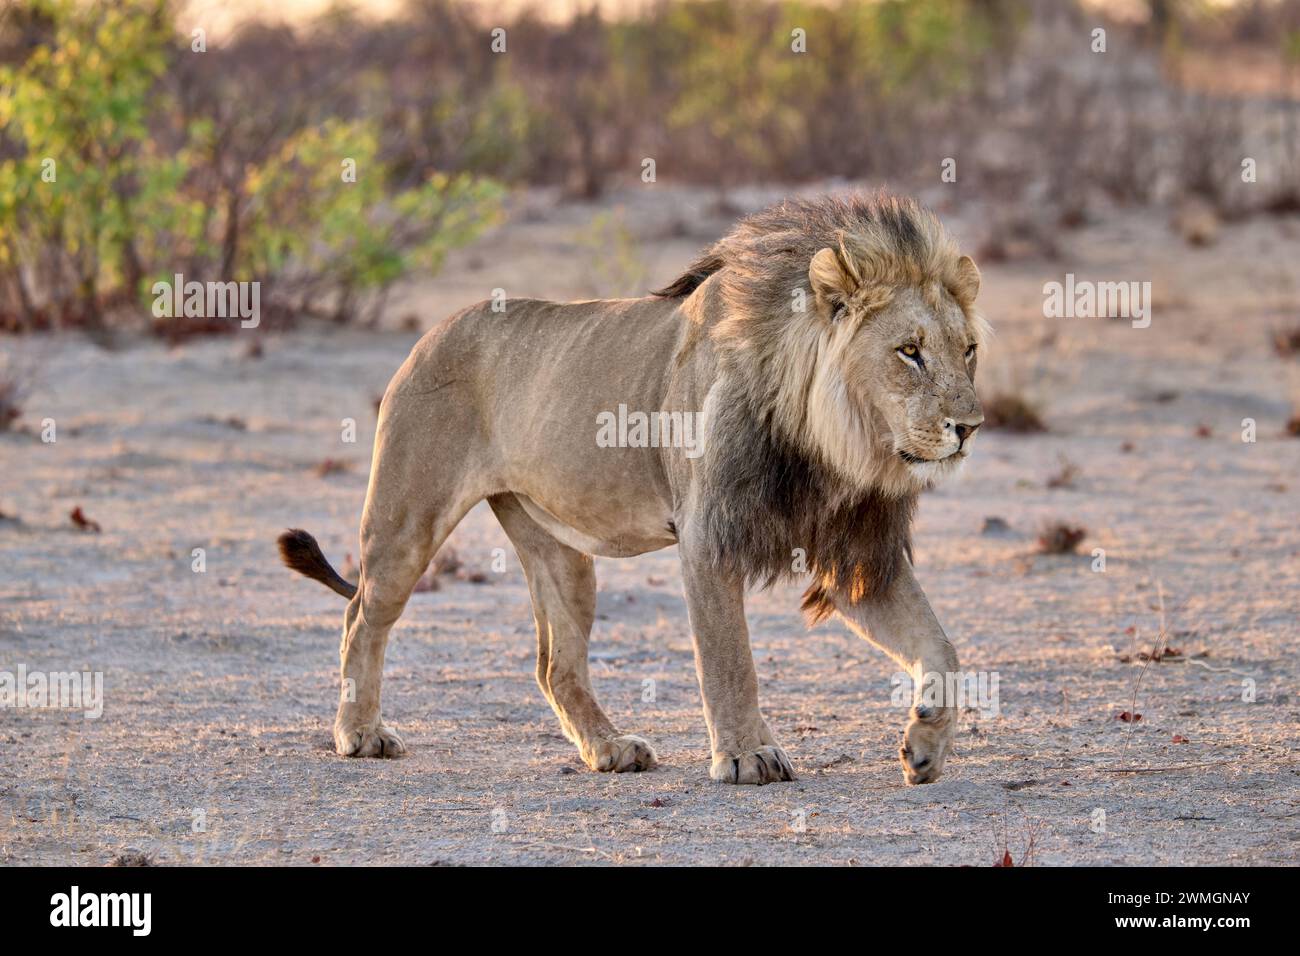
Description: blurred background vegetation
1,0,1298,335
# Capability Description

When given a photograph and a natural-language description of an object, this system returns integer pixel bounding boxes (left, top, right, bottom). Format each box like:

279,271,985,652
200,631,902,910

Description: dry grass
1046,456,1081,489
1172,199,1220,247
0,355,32,431
974,211,1063,263
0,378,20,431
1037,521,1087,554
0,350,51,431
413,545,464,593
1273,325,1300,358
983,393,1047,433
314,458,353,477
990,810,1044,867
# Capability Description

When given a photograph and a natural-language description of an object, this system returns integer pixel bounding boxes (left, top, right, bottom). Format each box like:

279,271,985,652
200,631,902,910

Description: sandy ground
2,187,1298,866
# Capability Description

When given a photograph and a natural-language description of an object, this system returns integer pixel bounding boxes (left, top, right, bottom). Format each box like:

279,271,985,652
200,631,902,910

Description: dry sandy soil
2,185,1298,866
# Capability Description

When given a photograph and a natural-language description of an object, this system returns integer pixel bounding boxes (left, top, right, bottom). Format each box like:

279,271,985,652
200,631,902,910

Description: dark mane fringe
672,192,961,623
651,251,724,298
650,191,971,319
699,381,917,624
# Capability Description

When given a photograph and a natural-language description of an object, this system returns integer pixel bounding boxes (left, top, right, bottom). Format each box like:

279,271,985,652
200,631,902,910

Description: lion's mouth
898,449,962,465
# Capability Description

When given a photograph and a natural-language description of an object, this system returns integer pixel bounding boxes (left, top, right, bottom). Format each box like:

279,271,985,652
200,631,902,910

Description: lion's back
377,295,690,487
404,294,683,402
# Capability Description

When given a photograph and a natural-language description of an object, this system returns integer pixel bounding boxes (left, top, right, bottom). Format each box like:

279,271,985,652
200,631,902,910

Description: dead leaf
70,506,101,533
315,458,351,477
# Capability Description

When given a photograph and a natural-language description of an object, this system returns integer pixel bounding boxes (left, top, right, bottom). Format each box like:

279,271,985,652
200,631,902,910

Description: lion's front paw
335,718,406,758
899,705,954,784
583,734,658,773
710,745,797,785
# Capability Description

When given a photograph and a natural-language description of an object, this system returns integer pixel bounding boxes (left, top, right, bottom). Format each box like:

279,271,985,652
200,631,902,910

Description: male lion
279,192,988,785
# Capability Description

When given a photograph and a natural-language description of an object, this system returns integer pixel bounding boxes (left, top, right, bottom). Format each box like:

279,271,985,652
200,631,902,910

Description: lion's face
851,286,983,484
805,246,986,494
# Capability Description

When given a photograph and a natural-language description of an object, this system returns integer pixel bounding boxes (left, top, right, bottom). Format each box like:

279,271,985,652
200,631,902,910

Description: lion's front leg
826,561,960,785
678,528,796,785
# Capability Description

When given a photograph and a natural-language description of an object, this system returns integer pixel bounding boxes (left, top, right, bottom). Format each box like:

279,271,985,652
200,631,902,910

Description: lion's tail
277,528,357,600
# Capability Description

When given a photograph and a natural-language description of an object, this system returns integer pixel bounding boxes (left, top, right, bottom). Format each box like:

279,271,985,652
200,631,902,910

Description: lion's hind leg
488,494,657,773
335,411,482,758
335,495,473,758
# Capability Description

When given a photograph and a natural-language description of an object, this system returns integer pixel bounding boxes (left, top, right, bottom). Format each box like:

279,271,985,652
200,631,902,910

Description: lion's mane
656,192,981,621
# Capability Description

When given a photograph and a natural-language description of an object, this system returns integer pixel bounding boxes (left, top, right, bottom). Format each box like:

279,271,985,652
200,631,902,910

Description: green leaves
0,0,501,328
0,0,176,322
241,119,502,305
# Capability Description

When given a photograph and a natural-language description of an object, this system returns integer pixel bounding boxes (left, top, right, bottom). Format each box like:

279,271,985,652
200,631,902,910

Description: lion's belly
514,493,676,558
450,294,691,558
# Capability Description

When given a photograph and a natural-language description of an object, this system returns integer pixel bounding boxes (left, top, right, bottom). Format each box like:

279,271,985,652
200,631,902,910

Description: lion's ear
950,255,981,306
808,247,856,320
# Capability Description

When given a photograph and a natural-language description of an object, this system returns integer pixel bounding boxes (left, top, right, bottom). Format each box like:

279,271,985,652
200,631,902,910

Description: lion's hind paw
586,734,658,773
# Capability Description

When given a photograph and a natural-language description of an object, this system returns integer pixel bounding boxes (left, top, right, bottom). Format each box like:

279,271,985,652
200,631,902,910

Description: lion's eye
965,344,977,360
897,344,922,365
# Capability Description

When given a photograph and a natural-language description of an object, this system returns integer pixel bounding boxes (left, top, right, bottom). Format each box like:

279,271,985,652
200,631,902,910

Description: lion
278,191,989,785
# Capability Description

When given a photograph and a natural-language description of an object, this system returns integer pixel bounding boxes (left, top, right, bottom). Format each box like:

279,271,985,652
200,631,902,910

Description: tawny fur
280,191,988,786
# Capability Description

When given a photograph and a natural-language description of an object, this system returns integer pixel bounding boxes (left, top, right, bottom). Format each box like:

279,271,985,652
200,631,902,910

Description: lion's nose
955,420,982,446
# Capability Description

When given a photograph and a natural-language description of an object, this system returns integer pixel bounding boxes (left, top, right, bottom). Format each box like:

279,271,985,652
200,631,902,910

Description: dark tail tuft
277,528,357,600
